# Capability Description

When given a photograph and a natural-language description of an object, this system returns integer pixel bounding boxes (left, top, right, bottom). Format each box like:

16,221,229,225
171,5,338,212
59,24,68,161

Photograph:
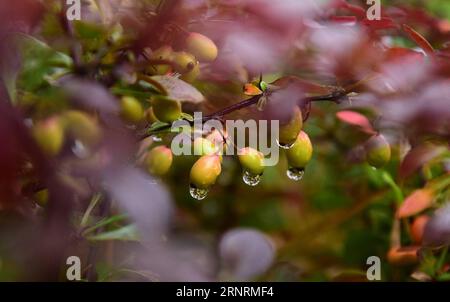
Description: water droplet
242,170,262,186
276,139,295,149
287,167,305,181
152,135,162,142
189,185,209,200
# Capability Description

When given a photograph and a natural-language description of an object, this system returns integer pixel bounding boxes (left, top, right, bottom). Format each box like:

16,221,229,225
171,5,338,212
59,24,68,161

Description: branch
144,88,347,137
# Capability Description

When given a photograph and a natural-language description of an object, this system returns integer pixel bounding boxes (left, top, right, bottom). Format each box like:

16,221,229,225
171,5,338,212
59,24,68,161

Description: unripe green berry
279,106,303,146
151,96,182,123
34,189,49,207
62,110,102,146
285,131,313,169
32,117,65,156
120,96,144,123
190,155,222,189
365,134,391,168
145,146,173,176
186,32,218,62
238,147,265,175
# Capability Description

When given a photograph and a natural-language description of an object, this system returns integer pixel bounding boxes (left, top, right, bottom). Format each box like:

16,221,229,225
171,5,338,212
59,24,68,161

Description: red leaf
329,15,357,26
399,144,447,179
361,17,398,30
402,24,434,55
397,189,434,218
384,47,424,63
333,0,366,18
336,111,375,134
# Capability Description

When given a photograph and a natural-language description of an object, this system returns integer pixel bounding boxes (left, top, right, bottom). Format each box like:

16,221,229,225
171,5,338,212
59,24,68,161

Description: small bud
238,147,265,175
185,32,218,62
32,117,65,156
365,134,391,168
285,131,313,169
145,146,173,176
120,96,144,123
278,106,303,147
151,96,182,123
190,155,222,189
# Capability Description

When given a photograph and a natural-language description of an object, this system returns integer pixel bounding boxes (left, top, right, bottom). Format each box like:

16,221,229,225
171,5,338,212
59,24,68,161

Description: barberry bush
0,0,449,281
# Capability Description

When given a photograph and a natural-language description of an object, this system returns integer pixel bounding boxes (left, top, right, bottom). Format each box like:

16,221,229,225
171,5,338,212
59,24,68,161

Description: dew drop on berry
287,167,305,181
189,184,209,200
152,135,162,142
242,170,261,186
276,139,295,149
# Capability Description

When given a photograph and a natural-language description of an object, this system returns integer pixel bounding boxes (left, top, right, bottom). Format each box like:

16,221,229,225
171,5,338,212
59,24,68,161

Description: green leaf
148,76,205,104
148,121,171,132
181,112,194,122
87,224,139,241
15,34,72,91
83,214,128,235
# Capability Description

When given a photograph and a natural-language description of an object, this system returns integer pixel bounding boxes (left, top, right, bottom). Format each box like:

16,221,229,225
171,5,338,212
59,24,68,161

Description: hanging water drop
189,184,209,200
287,167,305,181
242,170,262,186
276,139,295,149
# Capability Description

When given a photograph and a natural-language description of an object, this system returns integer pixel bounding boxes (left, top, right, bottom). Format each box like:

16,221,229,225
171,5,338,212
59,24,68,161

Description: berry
120,96,144,123
180,62,200,83
365,134,391,168
278,106,303,147
151,96,182,123
238,147,265,175
387,247,419,266
190,155,222,189
32,117,65,156
34,189,49,207
285,131,313,169
149,46,173,75
62,110,102,146
173,51,198,73
193,137,219,156
185,32,218,62
145,146,173,176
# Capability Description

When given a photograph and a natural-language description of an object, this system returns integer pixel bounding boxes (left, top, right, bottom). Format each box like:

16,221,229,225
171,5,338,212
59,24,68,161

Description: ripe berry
149,46,173,75
238,147,265,175
32,117,65,156
151,96,182,123
365,134,391,168
410,215,430,244
185,32,218,62
278,106,303,147
145,146,173,176
190,155,222,189
285,131,313,169
62,110,102,146
120,96,144,123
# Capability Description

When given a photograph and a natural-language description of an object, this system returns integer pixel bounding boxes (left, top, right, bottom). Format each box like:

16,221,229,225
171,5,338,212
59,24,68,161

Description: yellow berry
278,106,303,147
32,117,65,156
120,96,144,123
238,147,265,175
151,96,182,123
285,131,313,169
148,45,173,75
190,155,222,189
145,146,173,176
185,32,218,62
62,110,102,146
